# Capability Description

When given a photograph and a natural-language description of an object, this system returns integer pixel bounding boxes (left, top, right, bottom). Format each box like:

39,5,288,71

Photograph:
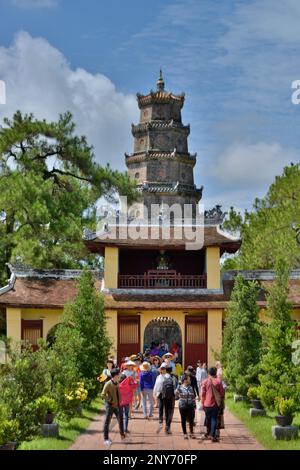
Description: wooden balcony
118,270,207,289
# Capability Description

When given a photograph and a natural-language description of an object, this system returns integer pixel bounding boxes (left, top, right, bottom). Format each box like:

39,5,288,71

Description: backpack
162,376,175,399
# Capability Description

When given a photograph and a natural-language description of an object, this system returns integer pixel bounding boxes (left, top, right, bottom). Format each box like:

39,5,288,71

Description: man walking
101,368,126,446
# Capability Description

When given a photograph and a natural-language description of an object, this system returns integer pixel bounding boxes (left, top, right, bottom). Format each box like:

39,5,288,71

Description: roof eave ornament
156,69,165,91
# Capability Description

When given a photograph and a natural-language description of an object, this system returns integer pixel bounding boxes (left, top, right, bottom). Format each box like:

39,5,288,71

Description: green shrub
247,386,261,400
274,397,296,417
0,419,20,446
34,396,57,424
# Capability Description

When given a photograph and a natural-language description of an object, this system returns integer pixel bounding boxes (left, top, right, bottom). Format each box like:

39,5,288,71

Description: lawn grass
226,395,300,450
18,398,103,450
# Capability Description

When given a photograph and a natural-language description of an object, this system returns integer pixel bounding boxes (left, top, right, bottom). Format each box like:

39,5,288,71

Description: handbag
210,379,222,408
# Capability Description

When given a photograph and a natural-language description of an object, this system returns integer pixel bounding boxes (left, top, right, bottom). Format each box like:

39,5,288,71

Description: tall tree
0,111,138,282
53,269,111,399
258,259,299,409
222,163,300,270
221,275,262,395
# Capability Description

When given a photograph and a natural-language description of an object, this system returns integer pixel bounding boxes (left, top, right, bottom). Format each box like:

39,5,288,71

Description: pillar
104,247,119,288
6,307,22,346
105,309,118,359
207,309,223,367
206,246,220,289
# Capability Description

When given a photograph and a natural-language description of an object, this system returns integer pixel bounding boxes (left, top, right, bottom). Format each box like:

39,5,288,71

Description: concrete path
70,404,264,451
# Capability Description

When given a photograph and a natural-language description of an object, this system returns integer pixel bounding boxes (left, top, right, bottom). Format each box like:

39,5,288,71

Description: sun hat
159,362,168,370
140,361,151,371
98,373,108,383
124,360,136,367
162,352,174,361
129,354,137,361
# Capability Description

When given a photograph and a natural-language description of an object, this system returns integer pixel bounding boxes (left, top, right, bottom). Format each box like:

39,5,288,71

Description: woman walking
140,361,156,418
175,374,197,440
119,373,138,434
201,367,224,442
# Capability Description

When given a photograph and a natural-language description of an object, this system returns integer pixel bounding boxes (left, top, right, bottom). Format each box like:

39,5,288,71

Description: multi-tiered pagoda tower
125,71,202,217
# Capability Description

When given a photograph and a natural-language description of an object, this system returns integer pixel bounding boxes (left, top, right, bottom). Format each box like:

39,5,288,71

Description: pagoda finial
156,69,165,91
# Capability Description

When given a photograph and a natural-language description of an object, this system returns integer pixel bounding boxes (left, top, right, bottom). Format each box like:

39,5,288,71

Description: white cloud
0,32,138,168
208,141,297,192
11,0,57,8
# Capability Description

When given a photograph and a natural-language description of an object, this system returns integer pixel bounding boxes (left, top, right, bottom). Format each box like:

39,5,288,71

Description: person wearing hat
140,361,156,419
133,356,142,410
123,360,136,378
153,362,175,434
162,352,176,374
119,373,138,434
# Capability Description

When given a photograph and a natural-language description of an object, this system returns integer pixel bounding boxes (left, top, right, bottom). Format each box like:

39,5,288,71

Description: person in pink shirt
119,374,138,434
201,367,224,442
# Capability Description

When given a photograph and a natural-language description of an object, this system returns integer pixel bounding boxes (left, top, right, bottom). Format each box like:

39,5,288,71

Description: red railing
118,270,207,289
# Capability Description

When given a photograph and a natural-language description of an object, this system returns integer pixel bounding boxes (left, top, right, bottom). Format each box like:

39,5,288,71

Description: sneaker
184,434,189,440
212,437,219,443
120,433,126,440
103,439,112,446
189,434,196,439
165,428,172,435
125,429,130,434
156,423,163,434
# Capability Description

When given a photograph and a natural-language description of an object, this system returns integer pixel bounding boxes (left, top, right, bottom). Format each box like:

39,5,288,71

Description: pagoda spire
156,69,165,91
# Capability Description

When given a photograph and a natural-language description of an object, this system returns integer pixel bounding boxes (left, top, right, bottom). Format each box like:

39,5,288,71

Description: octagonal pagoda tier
126,71,203,215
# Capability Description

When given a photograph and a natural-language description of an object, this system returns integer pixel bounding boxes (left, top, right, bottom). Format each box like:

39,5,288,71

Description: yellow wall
207,309,223,367
6,307,63,345
104,247,119,288
21,309,62,339
206,246,221,289
105,309,118,358
6,307,22,345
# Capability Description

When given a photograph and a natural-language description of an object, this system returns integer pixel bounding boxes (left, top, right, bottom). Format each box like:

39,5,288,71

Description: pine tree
258,259,298,409
54,269,111,399
221,275,262,395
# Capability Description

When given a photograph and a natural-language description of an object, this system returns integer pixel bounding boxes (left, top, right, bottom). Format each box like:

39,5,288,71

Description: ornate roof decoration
139,181,203,196
204,205,227,225
156,69,165,91
137,91,185,108
125,150,196,165
131,120,190,135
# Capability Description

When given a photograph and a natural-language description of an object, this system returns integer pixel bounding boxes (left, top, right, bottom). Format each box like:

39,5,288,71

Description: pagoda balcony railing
118,270,207,289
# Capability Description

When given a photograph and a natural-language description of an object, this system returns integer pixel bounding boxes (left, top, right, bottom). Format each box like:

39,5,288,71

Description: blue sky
0,0,300,211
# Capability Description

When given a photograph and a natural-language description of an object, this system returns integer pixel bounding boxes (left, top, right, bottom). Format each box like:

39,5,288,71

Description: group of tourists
99,352,225,446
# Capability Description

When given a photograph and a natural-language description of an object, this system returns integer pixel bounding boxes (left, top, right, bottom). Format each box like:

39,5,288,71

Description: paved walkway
70,404,264,451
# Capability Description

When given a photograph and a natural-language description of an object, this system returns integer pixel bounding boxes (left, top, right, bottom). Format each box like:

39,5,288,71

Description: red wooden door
21,320,43,351
117,315,140,365
185,315,207,369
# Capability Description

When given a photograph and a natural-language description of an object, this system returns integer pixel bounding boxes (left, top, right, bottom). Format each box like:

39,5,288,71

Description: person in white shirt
153,363,168,430
196,361,208,392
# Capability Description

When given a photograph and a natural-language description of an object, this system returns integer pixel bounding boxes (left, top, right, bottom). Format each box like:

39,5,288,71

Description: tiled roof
0,267,103,308
125,151,196,165
84,225,241,254
131,121,190,134
137,91,185,107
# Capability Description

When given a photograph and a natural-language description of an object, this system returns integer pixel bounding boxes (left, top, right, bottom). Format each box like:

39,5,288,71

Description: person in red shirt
119,373,138,433
201,367,224,442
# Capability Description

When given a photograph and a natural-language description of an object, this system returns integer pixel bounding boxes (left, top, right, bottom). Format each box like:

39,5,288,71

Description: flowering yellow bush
65,382,88,404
